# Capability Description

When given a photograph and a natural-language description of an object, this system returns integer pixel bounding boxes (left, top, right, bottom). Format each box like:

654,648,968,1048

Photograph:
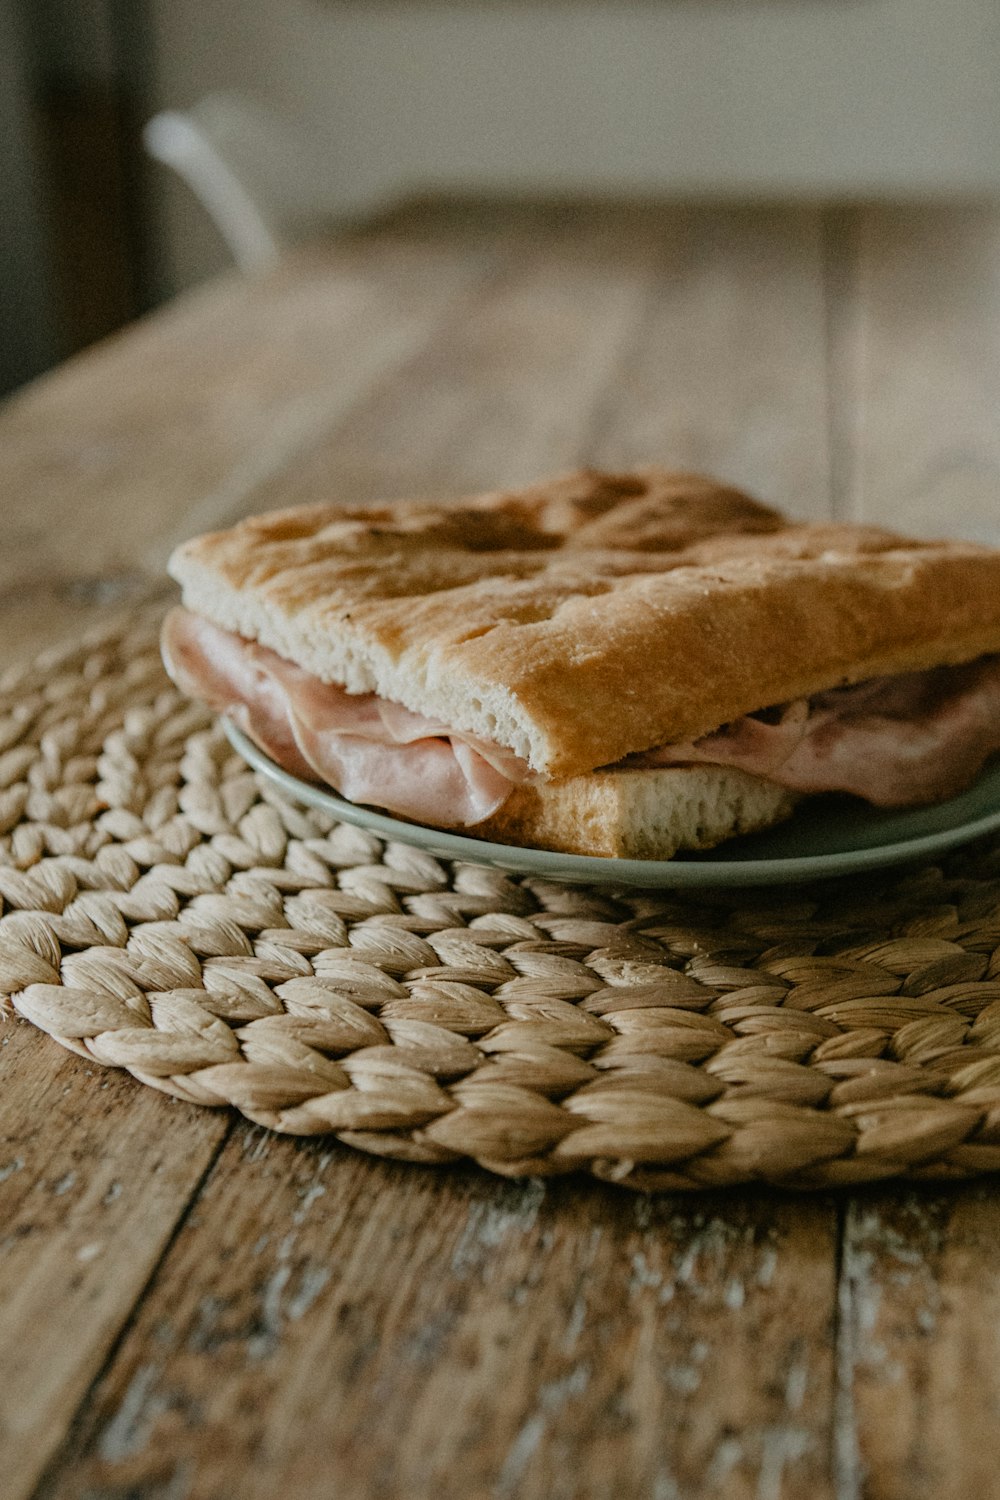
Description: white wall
150,0,1000,290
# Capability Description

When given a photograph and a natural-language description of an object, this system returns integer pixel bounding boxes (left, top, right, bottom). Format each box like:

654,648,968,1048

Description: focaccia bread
169,468,1000,780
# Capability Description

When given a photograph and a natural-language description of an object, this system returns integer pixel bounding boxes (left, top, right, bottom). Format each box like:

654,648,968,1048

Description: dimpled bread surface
169,468,1000,778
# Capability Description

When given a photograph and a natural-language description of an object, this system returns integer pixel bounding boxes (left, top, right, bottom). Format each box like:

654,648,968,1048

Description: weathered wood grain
842,205,1000,543
239,206,664,509
836,1188,1000,1500
830,201,1000,1500
19,202,843,1500
241,205,834,520
585,205,832,520
0,216,503,604
33,1128,839,1500
0,1020,230,1500
8,199,1000,1500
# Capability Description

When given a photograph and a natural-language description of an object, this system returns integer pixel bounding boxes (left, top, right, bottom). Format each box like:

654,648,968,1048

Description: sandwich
162,467,1000,859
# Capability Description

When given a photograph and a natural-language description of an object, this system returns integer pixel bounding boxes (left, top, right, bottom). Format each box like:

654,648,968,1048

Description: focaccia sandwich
162,468,1000,859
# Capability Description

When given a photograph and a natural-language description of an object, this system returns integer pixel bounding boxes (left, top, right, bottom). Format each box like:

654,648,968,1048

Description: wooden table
4,201,1000,1500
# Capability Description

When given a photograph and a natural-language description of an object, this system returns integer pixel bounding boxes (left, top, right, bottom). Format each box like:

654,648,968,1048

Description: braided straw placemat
6,607,1000,1190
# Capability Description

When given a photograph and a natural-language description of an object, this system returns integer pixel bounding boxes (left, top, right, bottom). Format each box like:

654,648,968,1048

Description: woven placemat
5,607,1000,1190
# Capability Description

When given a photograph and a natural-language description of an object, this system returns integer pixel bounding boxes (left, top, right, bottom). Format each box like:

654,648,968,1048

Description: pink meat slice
163,607,1000,822
161,608,527,825
637,657,1000,805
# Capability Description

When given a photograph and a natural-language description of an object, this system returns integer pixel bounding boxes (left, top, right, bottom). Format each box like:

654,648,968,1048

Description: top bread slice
168,467,1000,779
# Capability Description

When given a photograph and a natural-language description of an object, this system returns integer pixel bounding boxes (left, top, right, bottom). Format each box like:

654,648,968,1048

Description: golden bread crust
474,765,800,859
169,467,1000,777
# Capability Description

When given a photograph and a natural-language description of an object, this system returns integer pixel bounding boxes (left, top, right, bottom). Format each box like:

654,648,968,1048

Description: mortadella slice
161,608,524,825
164,607,1000,819
638,658,1000,805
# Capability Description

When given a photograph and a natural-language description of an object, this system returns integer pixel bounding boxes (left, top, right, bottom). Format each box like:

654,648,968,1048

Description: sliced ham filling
162,608,530,826
162,608,1000,826
633,657,1000,805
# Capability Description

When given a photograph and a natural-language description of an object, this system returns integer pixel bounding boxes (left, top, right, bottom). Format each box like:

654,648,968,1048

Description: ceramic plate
224,720,1000,888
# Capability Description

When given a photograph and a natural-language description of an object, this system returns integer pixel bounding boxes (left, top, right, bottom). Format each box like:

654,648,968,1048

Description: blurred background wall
1,0,150,393
152,0,1000,291
5,0,1000,394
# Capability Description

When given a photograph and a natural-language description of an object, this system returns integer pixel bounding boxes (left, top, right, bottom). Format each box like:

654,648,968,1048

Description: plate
224,720,1000,888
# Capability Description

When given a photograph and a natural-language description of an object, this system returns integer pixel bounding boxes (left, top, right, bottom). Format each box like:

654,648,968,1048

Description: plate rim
222,719,1000,888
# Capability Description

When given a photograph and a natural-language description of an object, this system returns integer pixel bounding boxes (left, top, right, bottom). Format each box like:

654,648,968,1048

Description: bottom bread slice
474,765,801,859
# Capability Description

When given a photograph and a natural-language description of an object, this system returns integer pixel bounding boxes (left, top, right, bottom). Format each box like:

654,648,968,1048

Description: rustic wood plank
240,206,665,509
831,202,1000,1500
0,211,504,609
33,1128,839,1500
0,204,661,675
836,1189,1000,1500
585,205,833,520
0,1020,230,1500
1,208,543,671
240,205,832,521
842,205,1000,542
